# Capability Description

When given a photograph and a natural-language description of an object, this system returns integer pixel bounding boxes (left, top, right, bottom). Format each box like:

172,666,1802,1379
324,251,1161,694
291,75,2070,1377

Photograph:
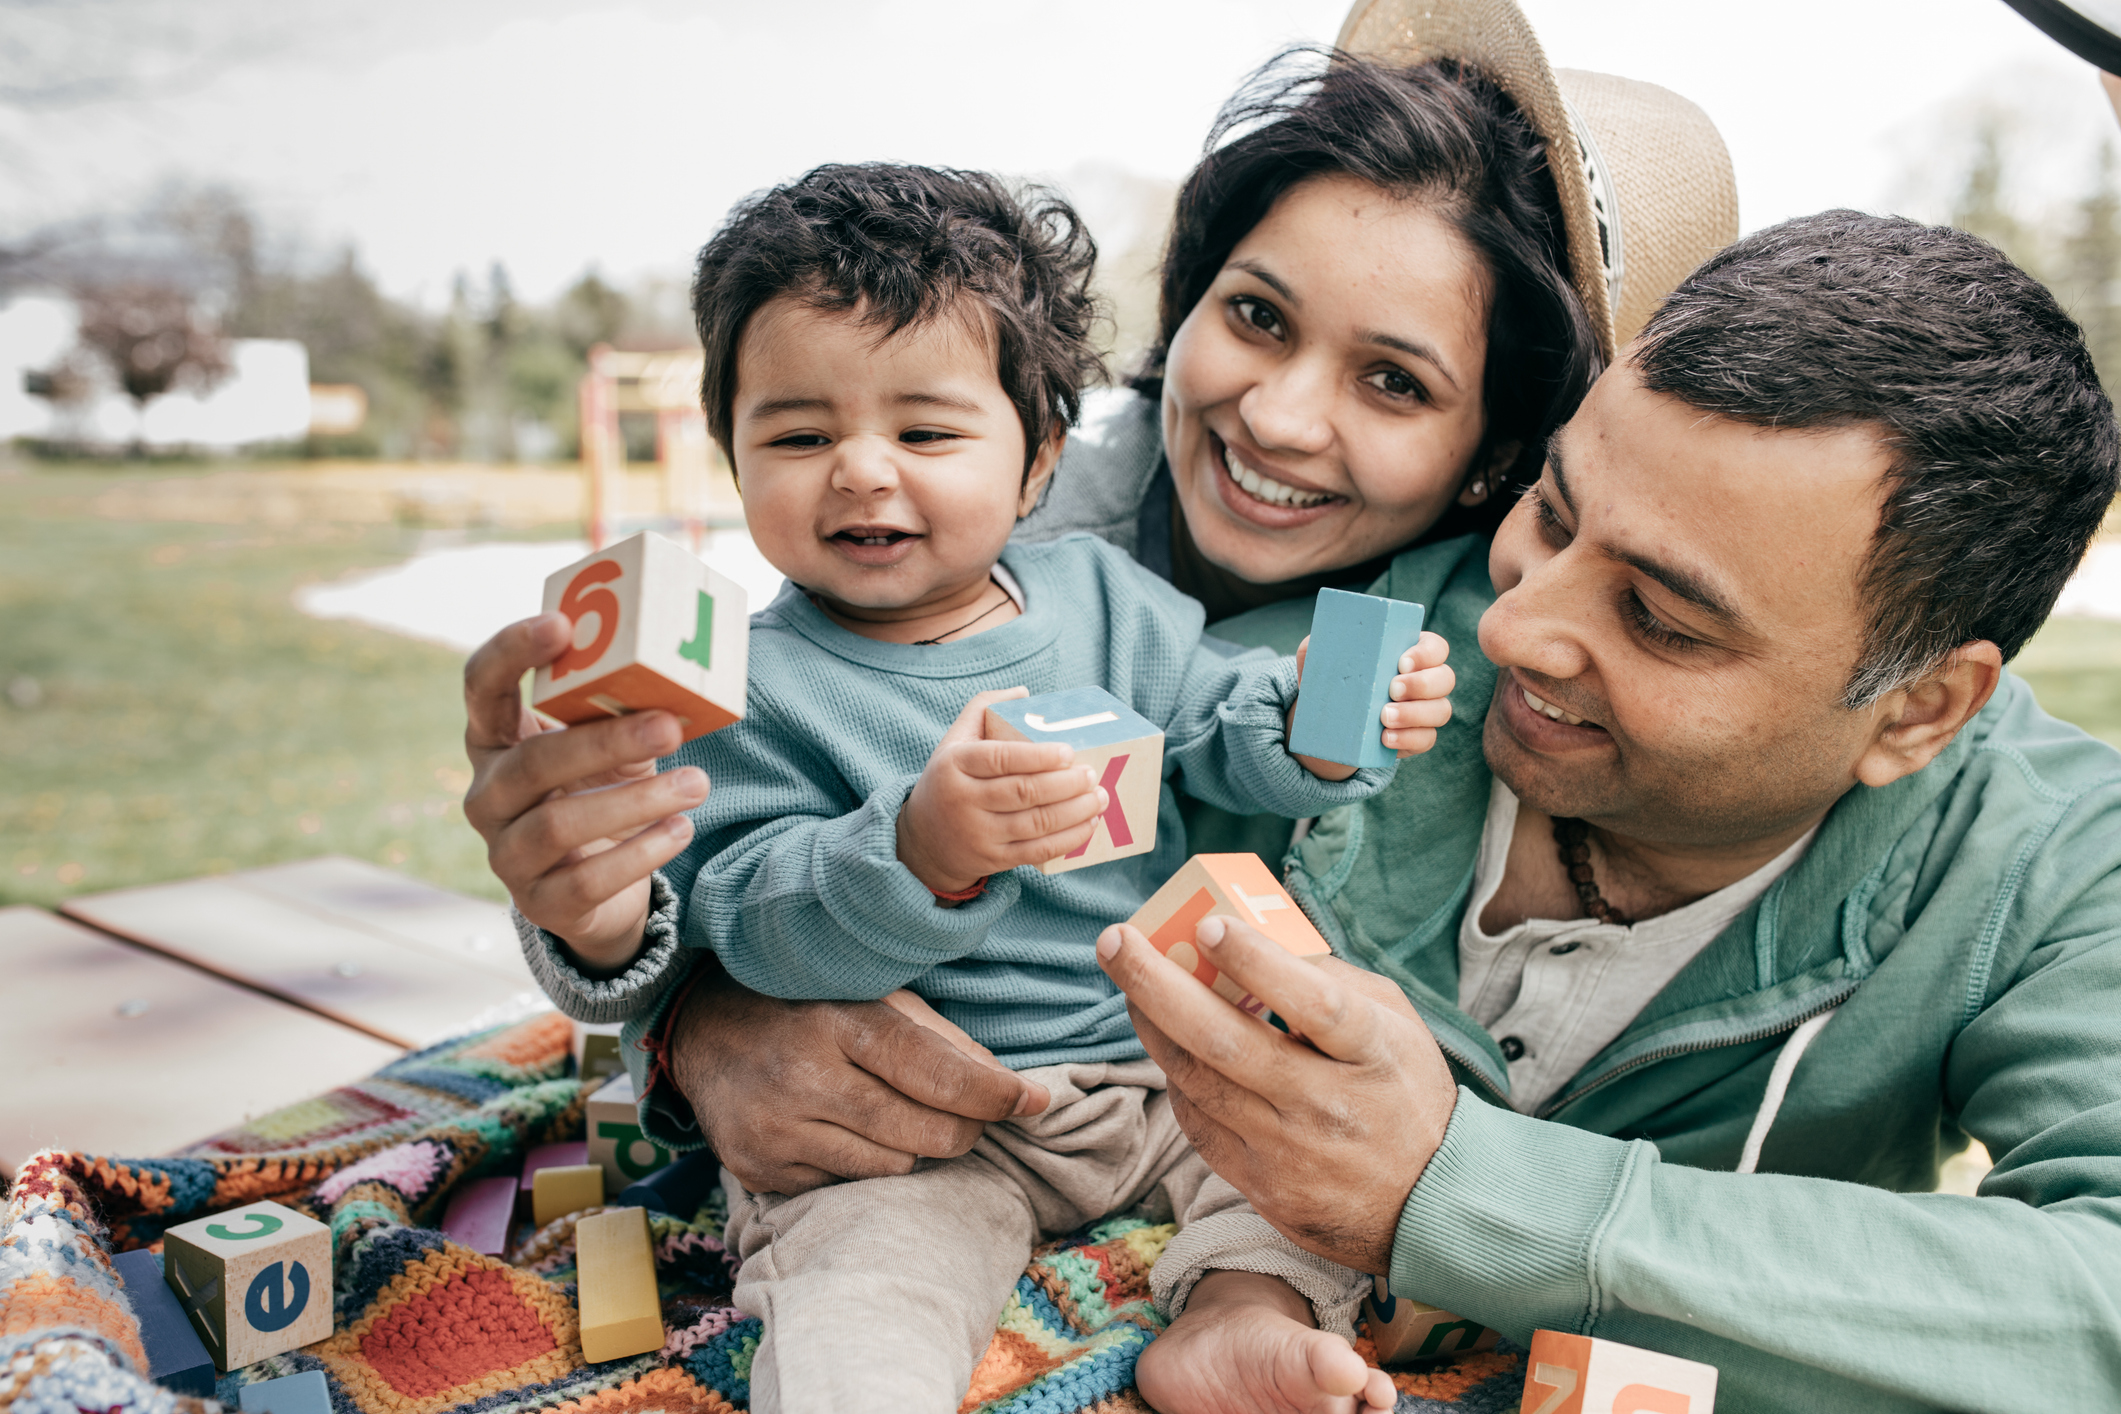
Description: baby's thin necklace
912,581,1011,645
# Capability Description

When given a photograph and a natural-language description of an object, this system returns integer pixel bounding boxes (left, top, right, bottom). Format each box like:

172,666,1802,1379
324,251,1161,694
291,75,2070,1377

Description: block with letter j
983,687,1163,874
531,531,748,744
161,1199,332,1371
1126,853,1331,1021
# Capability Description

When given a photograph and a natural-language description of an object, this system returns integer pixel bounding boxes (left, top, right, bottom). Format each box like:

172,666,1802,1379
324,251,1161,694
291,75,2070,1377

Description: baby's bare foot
1137,1281,1395,1414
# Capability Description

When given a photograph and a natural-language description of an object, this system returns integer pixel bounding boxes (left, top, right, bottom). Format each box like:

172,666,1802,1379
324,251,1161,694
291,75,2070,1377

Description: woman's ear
1458,440,1520,506
1018,430,1067,517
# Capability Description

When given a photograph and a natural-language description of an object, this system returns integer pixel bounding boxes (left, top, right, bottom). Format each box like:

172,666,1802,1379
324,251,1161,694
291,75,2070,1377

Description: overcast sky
0,0,2112,305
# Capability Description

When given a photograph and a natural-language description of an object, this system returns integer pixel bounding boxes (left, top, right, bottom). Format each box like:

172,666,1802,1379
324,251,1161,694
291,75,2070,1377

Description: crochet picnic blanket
0,1012,1525,1414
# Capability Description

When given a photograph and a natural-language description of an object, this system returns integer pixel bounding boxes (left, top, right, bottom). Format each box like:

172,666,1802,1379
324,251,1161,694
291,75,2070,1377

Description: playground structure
577,345,740,549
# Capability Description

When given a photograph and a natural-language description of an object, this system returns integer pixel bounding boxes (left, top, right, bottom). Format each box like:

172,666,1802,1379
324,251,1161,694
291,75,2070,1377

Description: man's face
1479,360,1898,849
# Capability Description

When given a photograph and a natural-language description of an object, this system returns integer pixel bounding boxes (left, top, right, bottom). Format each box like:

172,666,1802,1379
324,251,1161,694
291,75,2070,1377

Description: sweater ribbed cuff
1214,659,1398,817
515,871,685,1025
1387,1088,1645,1341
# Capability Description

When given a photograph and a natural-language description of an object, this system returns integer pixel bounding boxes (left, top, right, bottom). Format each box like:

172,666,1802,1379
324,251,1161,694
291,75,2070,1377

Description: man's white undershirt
1457,778,1817,1114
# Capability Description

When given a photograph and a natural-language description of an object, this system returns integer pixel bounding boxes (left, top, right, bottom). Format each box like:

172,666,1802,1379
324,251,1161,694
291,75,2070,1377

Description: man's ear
1018,430,1066,517
1459,440,1521,507
1851,641,2004,788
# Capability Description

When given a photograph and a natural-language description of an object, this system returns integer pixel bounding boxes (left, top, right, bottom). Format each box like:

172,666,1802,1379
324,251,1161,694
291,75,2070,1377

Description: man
1103,211,2121,1411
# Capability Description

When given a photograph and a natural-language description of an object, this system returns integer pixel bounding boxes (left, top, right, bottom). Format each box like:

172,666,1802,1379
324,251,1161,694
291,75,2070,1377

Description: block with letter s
531,531,747,744
983,686,1163,874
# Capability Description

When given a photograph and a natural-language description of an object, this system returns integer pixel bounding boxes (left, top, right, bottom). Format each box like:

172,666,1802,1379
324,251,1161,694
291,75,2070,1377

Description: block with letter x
983,686,1163,874
161,1199,332,1371
1126,853,1331,1021
531,531,748,745
1523,1330,1718,1413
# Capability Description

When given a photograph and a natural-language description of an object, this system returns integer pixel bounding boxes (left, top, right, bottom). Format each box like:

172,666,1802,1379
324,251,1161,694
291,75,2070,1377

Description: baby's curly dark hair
692,162,1105,479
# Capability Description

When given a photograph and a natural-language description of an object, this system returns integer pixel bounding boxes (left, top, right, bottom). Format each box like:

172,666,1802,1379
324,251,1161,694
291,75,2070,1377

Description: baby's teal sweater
656,533,1392,1069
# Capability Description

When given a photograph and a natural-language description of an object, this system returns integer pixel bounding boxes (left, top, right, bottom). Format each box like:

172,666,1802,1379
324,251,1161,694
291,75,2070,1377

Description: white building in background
0,292,314,451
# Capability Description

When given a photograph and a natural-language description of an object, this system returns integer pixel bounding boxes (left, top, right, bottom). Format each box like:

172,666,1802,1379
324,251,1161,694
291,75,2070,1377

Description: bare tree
71,281,229,448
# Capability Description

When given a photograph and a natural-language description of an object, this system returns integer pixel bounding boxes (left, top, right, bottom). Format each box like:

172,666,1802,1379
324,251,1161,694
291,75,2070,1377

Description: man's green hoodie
1214,532,2121,1413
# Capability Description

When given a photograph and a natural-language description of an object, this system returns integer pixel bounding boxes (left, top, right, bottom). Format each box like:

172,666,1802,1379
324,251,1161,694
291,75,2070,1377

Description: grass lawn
0,461,536,908
5,457,2121,912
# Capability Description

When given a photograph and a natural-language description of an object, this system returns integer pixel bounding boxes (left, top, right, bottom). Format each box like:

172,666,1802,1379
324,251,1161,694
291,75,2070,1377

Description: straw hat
1336,0,1739,361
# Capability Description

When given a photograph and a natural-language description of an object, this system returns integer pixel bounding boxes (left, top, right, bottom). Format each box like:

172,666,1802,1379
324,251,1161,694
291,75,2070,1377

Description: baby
520,163,1449,1414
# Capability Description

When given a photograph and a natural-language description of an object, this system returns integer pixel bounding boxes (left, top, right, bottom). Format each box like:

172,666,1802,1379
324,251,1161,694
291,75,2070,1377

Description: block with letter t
1125,853,1331,1020
1524,1330,1718,1413
531,531,748,745
983,686,1163,874
1360,1275,1498,1364
161,1200,332,1371
1288,587,1426,769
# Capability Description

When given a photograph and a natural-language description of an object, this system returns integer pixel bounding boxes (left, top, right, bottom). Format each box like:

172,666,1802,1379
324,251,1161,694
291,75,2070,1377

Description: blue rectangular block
113,1249,215,1397
1287,588,1426,769
238,1369,332,1414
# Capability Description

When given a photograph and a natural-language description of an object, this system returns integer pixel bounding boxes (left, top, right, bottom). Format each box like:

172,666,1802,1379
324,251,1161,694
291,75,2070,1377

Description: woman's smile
1208,430,1345,527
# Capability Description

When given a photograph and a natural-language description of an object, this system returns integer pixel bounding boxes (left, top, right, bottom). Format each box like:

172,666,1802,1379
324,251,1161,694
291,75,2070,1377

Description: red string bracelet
929,876,989,903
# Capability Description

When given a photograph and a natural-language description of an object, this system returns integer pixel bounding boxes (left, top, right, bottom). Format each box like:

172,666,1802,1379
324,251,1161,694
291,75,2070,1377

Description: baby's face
732,297,1048,620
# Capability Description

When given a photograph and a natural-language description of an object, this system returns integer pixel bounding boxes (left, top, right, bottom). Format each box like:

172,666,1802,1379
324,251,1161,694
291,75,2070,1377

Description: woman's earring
1469,478,1486,497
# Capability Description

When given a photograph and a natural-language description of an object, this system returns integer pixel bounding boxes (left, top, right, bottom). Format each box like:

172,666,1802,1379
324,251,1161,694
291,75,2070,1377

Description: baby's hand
1288,630,1455,780
896,687,1109,898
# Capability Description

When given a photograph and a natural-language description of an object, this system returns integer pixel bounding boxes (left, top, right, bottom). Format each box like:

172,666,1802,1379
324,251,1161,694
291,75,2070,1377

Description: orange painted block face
530,531,748,744
1524,1330,1719,1414
1125,854,1331,1021
1360,1275,1499,1364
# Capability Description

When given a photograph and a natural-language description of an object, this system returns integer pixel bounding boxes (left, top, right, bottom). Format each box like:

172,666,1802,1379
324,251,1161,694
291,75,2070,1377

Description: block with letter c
161,1199,332,1371
983,686,1163,874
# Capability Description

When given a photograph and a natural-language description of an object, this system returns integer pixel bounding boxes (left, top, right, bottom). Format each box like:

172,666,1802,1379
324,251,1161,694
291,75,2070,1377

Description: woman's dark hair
692,163,1104,478
1143,48,1599,518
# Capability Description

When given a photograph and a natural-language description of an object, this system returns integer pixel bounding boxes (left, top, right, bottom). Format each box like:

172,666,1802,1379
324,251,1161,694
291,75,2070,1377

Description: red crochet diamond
360,1268,557,1397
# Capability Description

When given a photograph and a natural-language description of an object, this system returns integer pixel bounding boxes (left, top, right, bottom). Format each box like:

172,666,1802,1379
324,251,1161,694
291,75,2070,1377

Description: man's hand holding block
983,687,1163,874
531,531,749,744
1525,1330,1718,1413
575,1206,664,1363
1360,1275,1498,1364
1127,853,1330,1019
162,1200,332,1371
1288,587,1426,769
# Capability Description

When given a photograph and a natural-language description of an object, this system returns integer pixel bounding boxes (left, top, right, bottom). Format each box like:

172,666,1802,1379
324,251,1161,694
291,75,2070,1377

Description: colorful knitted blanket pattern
0,1013,1526,1414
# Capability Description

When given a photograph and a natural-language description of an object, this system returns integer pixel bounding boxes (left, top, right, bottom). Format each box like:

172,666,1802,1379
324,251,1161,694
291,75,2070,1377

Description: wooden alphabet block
1361,1274,1498,1364
983,687,1163,874
519,1141,589,1221
531,531,748,744
161,1200,332,1372
531,1164,605,1228
112,1249,214,1397
586,1073,674,1192
572,1021,626,1087
238,1369,333,1414
1524,1330,1718,1414
1288,588,1426,769
575,1206,664,1363
441,1174,519,1257
1126,854,1331,1021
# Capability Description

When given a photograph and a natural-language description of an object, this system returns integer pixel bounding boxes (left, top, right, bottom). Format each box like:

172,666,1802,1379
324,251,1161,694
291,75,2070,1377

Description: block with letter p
1524,1330,1718,1414
983,687,1163,874
1361,1275,1498,1364
586,1072,673,1191
531,531,748,745
1288,587,1426,769
161,1200,332,1371
1126,853,1331,1021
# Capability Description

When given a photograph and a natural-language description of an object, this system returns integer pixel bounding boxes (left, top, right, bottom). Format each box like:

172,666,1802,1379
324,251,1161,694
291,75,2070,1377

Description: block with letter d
983,687,1163,874
1126,853,1331,1021
161,1199,332,1371
1361,1275,1498,1364
586,1072,674,1191
1288,587,1426,769
1524,1330,1718,1414
531,531,748,745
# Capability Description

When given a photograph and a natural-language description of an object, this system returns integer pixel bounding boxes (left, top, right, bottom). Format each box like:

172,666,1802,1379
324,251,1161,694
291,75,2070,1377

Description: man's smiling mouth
1522,686,1591,728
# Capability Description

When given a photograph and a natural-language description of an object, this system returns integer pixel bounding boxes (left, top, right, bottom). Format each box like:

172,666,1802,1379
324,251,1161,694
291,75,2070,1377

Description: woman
462,0,1735,1286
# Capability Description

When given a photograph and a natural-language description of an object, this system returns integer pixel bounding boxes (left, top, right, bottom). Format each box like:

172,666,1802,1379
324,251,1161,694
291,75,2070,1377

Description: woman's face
1162,172,1500,584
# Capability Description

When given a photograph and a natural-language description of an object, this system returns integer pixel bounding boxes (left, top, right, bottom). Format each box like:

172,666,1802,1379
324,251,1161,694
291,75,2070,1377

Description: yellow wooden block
530,1163,603,1227
1525,1329,1718,1413
162,1200,332,1371
1126,854,1332,1021
575,1206,664,1363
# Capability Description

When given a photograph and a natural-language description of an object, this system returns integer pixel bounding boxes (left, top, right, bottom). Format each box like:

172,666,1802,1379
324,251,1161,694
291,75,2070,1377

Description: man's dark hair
692,163,1103,477
1144,48,1600,528
1636,210,2120,707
